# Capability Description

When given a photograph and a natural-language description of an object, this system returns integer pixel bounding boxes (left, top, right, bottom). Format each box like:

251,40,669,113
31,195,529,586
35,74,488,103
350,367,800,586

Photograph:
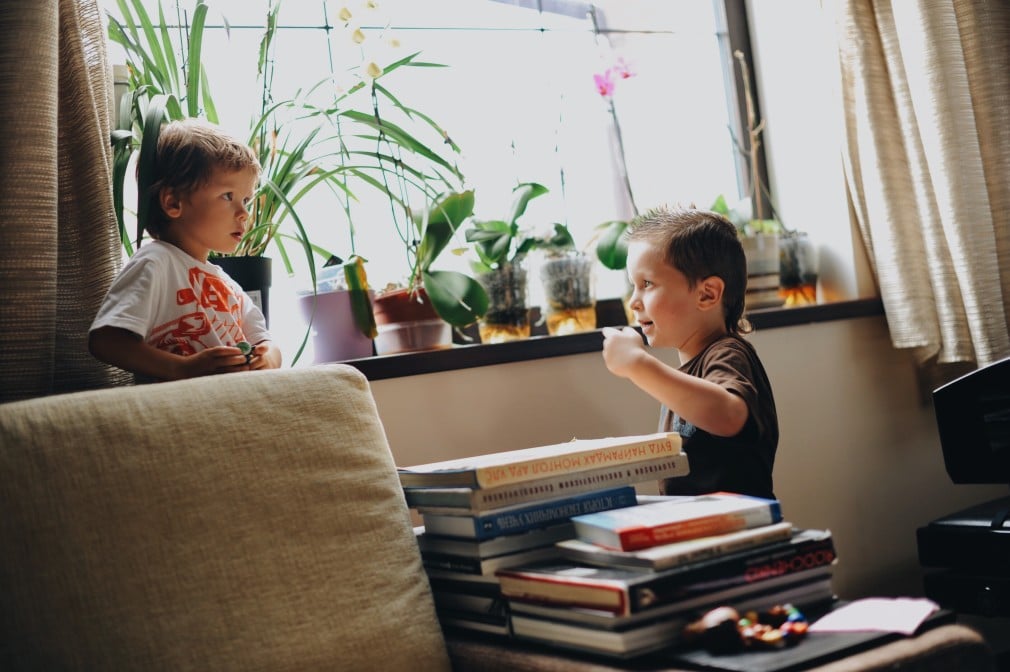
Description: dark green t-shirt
659,334,778,500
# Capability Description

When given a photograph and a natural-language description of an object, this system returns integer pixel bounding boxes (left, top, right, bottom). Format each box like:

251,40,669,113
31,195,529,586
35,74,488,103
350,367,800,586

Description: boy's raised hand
602,326,647,378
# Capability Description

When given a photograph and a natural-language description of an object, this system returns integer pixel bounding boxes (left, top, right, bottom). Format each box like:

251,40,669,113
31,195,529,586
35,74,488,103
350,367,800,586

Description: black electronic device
932,356,1010,485
916,356,1010,616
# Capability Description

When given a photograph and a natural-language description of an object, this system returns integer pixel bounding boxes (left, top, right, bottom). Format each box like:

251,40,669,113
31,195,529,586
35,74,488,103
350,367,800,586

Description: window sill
342,297,884,381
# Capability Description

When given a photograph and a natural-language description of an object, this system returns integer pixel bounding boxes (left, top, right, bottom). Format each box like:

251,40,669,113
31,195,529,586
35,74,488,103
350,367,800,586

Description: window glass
101,0,740,352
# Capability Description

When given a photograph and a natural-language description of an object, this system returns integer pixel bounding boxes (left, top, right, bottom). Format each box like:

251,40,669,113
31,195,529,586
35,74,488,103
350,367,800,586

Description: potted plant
465,182,558,343
537,224,596,336
370,189,485,354
300,19,488,354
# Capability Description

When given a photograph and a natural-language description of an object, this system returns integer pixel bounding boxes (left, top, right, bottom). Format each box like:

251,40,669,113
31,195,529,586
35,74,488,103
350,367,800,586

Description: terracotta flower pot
371,286,451,355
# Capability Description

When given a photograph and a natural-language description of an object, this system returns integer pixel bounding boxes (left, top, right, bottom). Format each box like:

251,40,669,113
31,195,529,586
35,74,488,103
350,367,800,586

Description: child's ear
697,276,725,310
159,187,183,219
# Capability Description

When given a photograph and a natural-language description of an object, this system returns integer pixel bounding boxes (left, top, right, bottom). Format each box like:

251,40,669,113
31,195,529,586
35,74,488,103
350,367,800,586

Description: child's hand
601,326,647,378
245,341,281,371
247,340,283,370
179,345,250,378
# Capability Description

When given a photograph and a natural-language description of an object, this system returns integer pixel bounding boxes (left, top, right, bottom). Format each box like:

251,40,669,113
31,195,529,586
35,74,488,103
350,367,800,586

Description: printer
916,355,1010,616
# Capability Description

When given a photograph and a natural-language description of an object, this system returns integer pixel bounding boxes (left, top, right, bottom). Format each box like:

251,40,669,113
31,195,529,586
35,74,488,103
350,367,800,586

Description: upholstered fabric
0,364,450,671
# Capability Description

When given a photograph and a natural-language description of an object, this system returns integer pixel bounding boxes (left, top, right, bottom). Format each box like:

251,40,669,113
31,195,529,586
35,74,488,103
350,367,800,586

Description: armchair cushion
0,365,450,671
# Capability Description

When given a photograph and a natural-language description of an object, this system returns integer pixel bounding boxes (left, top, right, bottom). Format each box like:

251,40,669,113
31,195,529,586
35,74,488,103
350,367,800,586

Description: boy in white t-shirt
90,119,282,381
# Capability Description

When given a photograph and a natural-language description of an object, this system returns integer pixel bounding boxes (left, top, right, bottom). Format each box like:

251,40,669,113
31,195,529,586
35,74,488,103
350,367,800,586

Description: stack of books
496,492,839,658
396,432,690,635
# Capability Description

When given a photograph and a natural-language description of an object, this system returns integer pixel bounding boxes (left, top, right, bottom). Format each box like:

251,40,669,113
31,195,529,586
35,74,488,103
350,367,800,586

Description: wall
369,315,1008,599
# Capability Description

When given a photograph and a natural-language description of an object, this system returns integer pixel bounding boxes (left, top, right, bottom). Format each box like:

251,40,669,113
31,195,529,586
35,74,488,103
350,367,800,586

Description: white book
556,521,794,570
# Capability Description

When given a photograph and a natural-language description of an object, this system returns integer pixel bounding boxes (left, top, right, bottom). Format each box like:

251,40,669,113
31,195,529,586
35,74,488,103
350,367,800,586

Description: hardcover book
507,571,836,658
420,486,638,540
403,453,690,512
415,523,576,559
496,528,836,617
507,571,836,631
421,545,562,577
571,492,783,551
397,432,682,489
556,521,794,570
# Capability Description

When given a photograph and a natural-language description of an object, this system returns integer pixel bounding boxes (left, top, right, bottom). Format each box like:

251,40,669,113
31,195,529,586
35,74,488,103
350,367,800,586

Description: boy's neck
156,238,210,264
677,324,730,364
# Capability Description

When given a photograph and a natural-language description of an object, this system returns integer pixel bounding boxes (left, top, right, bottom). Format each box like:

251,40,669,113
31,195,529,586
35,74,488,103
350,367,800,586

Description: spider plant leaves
185,1,208,118
373,81,461,155
422,269,488,327
135,93,175,248
257,2,280,79
339,110,460,180
595,220,629,270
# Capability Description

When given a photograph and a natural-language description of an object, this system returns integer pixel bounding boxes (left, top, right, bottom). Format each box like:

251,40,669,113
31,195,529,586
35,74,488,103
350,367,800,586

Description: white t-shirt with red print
91,240,270,355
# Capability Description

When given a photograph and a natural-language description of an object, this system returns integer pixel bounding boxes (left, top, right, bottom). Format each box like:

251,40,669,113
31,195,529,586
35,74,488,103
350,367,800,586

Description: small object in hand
236,341,253,364
683,604,809,654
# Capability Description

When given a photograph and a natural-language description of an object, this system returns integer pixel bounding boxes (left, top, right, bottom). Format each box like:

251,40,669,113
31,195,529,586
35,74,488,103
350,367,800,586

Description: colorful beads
682,603,810,654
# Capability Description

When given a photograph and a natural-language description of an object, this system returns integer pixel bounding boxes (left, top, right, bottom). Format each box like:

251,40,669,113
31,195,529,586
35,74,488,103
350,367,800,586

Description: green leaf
185,1,208,118
415,190,475,272
506,182,548,226
596,220,629,270
541,222,576,251
136,93,175,247
711,194,730,215
344,256,377,338
200,64,218,123
423,269,488,327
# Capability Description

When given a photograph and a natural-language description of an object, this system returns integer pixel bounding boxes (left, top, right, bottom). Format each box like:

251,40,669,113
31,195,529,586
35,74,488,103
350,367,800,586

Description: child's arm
89,326,250,381
602,327,748,437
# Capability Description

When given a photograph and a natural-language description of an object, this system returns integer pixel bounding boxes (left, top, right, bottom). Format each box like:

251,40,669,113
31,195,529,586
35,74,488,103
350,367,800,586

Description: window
101,0,762,357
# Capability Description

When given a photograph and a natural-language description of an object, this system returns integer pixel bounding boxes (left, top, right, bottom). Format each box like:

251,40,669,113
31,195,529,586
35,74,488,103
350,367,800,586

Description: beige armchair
0,365,996,671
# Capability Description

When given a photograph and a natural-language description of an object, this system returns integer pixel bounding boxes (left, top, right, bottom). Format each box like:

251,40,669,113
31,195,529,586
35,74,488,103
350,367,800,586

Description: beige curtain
836,0,1010,381
0,0,129,403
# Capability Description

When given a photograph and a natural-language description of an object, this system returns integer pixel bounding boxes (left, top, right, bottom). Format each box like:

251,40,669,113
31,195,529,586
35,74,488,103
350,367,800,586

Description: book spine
422,553,484,574
473,434,681,488
478,487,637,539
630,535,836,612
620,505,781,551
427,487,638,541
407,454,690,512
646,522,794,569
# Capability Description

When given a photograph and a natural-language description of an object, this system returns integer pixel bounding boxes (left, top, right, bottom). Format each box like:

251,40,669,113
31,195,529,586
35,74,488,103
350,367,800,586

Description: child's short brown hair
143,118,260,238
628,206,751,334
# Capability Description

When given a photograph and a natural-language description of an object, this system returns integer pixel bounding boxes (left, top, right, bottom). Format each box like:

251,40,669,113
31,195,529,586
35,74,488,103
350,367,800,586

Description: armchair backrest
0,365,450,671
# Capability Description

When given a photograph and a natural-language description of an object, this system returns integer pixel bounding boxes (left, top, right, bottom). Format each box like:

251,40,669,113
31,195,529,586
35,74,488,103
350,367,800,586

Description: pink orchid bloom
594,69,616,98
613,57,635,79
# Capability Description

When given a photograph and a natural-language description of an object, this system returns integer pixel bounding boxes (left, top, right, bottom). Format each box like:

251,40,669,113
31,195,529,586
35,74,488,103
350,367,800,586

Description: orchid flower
613,57,634,79
594,70,615,98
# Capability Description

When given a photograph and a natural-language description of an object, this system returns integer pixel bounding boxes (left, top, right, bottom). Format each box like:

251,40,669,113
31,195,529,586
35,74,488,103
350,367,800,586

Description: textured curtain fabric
836,0,1010,377
0,0,129,403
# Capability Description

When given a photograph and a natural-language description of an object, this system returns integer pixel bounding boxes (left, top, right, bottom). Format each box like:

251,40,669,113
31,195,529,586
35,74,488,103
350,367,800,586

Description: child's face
626,239,711,352
160,166,259,262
